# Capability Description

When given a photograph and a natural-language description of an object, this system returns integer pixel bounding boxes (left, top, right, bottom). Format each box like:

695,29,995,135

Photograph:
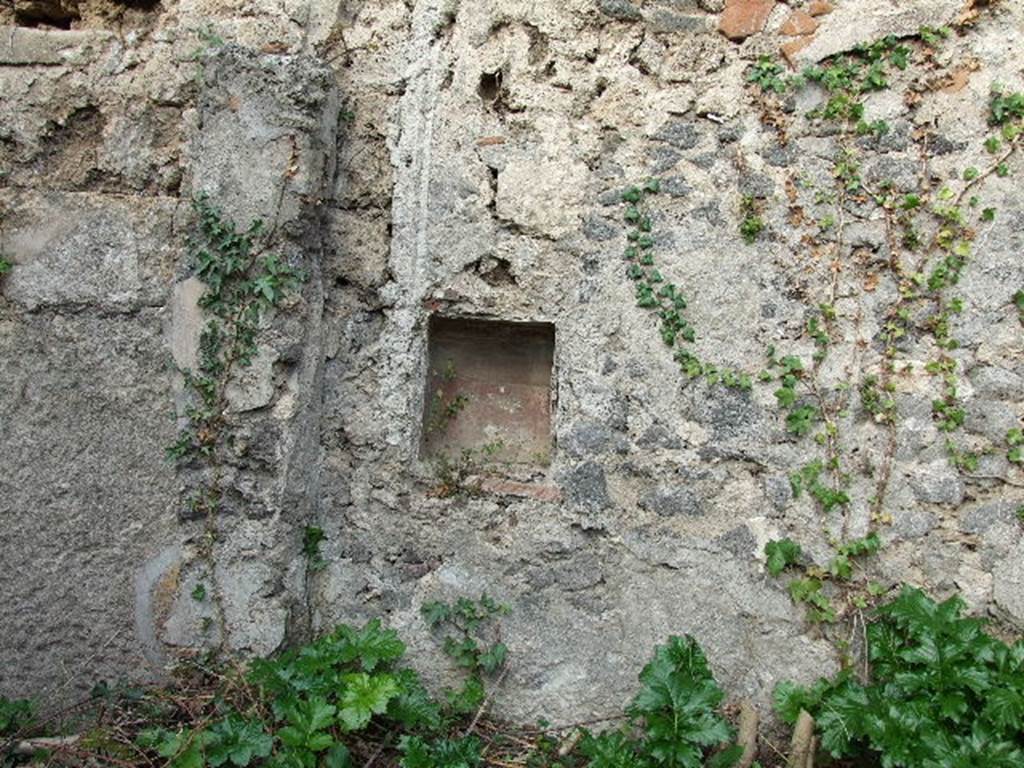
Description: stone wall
2,0,1022,725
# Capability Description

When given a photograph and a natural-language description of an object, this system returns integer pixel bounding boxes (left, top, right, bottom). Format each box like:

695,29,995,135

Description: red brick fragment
780,9,818,36
718,0,776,41
807,0,834,16
479,478,562,503
780,35,814,67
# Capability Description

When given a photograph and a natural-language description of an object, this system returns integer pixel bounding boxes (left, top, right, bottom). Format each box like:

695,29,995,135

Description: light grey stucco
1,0,1023,724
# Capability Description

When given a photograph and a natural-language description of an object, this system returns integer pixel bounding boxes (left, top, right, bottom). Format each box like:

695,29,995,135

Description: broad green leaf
338,673,399,731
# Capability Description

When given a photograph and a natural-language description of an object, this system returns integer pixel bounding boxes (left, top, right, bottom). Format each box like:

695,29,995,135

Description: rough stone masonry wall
2,0,1023,726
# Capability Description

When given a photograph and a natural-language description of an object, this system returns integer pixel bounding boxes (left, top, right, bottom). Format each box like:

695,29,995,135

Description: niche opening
420,316,555,465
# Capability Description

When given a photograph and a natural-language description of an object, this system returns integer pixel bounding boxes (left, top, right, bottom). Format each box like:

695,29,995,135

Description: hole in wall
478,70,502,103
420,316,555,465
486,165,499,211
468,255,516,287
14,0,79,29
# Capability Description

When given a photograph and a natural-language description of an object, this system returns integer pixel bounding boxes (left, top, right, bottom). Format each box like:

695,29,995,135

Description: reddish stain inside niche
420,316,555,465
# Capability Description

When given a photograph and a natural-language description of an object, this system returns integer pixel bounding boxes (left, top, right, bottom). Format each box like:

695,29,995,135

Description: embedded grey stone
563,421,629,456
648,146,681,174
717,125,741,144
892,508,938,540
927,134,967,156
582,215,618,241
639,485,703,517
764,474,793,511
598,0,642,22
598,187,627,206
738,173,774,200
690,201,723,226
691,387,766,442
637,423,683,450
661,176,693,198
908,462,965,506
969,366,1023,400
864,154,919,192
715,525,756,557
690,153,717,169
644,11,707,34
654,120,700,150
763,143,796,168
528,553,606,591
993,541,1024,627
563,462,612,510
960,499,1022,534
844,220,886,250
964,400,1020,443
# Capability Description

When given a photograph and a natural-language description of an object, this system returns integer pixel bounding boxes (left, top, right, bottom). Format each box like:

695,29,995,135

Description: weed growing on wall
617,28,1024,637
422,594,510,715
618,180,751,390
303,526,328,573
166,194,306,641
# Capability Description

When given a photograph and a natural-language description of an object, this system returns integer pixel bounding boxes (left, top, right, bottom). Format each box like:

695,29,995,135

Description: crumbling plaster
1,0,1023,725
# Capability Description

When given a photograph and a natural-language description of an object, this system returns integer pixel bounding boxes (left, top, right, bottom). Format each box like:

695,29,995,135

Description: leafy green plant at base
579,636,739,768
774,586,1024,767
227,619,439,767
0,697,34,737
399,734,482,768
422,594,509,715
0,257,11,277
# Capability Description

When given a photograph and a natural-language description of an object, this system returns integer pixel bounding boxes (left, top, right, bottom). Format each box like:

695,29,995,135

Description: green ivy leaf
764,539,802,576
786,406,819,436
421,601,450,628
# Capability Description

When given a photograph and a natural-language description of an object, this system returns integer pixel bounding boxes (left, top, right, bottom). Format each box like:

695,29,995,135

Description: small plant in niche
424,359,470,436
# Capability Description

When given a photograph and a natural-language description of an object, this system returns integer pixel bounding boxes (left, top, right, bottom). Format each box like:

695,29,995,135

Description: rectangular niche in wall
420,316,555,465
